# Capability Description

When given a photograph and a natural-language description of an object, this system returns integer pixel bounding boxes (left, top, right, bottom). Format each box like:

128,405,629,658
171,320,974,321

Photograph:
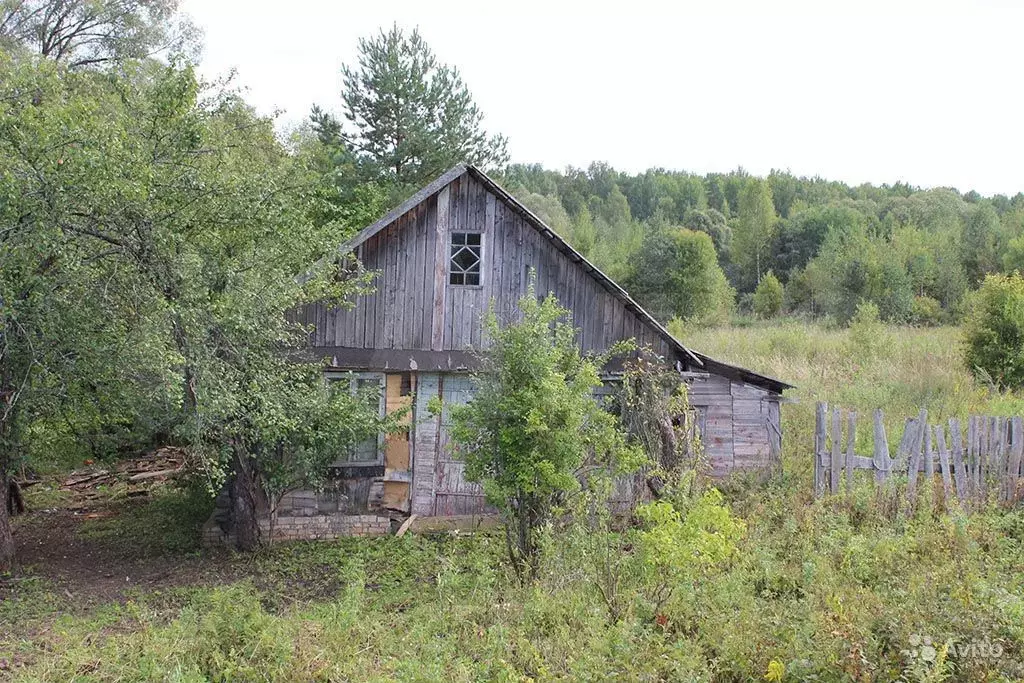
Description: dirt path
10,509,232,606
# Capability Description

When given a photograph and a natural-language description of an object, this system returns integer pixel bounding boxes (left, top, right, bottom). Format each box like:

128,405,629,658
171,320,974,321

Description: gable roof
345,164,793,394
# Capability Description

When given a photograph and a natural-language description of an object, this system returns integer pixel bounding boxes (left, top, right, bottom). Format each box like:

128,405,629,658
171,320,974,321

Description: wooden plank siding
306,172,673,359
690,374,734,476
297,167,787,519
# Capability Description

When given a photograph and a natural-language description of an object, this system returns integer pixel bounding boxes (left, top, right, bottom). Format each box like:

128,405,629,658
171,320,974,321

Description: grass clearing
3,322,1024,682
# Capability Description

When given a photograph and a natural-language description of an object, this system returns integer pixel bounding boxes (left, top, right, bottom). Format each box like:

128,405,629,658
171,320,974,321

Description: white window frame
448,231,484,287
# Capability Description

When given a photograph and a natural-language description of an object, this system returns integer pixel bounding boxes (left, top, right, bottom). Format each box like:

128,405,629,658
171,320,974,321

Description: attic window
449,232,482,286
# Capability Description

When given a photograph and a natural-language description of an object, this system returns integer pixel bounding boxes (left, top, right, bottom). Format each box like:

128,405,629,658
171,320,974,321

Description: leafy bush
911,294,945,326
962,272,1024,388
625,227,735,326
848,300,889,358
753,271,784,318
448,279,641,578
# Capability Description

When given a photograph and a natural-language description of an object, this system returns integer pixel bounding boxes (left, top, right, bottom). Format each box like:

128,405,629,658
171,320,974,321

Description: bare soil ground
8,507,231,606
2,464,238,610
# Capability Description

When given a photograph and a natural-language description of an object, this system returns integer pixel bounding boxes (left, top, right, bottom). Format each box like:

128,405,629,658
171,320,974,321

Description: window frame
325,371,386,466
448,231,484,288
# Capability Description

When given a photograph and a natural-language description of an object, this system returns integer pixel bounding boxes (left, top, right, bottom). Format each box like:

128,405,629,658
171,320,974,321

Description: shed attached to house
204,164,792,545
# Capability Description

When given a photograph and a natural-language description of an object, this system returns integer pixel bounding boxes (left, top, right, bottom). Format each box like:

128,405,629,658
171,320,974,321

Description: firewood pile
60,447,188,501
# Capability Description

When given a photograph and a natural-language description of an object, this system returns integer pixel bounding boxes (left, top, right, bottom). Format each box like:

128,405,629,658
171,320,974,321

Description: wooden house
203,164,792,544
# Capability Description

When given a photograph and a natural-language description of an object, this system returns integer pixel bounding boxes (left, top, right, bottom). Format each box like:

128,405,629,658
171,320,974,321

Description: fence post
831,408,842,494
873,409,889,485
936,425,952,510
950,418,967,502
1009,417,1023,505
814,403,827,498
968,417,979,501
924,424,934,480
895,417,915,473
998,417,1009,502
846,412,857,493
907,409,927,505
980,418,991,502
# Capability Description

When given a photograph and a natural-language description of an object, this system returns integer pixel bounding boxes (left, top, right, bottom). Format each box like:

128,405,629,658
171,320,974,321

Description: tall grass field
3,322,1024,682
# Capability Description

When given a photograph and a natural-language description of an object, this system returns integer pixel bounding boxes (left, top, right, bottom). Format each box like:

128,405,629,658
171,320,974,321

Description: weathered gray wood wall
689,374,780,476
299,173,673,358
410,372,489,517
293,168,785,519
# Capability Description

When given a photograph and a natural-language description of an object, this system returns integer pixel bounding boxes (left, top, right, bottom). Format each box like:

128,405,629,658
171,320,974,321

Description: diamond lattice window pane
452,246,480,271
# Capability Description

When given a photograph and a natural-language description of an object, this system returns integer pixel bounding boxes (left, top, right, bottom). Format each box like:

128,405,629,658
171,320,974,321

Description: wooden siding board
399,212,413,348
373,233,385,349
411,203,427,348
421,198,437,347
383,222,399,348
412,372,440,516
361,233,376,348
499,207,514,324
430,187,450,350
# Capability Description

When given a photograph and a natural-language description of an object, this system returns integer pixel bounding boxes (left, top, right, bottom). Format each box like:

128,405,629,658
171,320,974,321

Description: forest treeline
501,163,1024,327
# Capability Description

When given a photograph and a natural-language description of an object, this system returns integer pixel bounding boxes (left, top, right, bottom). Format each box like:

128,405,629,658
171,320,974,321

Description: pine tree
337,25,508,190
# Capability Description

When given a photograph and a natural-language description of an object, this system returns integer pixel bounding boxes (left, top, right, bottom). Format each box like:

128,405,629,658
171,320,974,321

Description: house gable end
302,165,792,393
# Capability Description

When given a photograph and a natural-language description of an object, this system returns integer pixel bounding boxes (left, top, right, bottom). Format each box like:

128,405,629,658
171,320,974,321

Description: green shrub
753,271,784,319
911,295,945,326
448,278,642,578
962,272,1024,388
848,300,889,358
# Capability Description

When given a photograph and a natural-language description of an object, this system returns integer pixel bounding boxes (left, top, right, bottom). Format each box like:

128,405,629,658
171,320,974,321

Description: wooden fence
814,403,1024,507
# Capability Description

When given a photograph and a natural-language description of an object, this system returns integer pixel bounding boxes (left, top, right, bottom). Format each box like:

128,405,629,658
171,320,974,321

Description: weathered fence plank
968,417,978,499
1009,417,1024,504
873,410,889,485
950,418,967,501
924,425,934,480
845,412,857,493
814,402,827,498
936,425,952,507
830,408,842,495
813,404,1023,511
906,410,927,503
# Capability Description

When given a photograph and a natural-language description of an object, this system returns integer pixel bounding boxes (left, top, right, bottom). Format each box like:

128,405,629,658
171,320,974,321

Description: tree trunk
0,468,13,573
231,445,261,551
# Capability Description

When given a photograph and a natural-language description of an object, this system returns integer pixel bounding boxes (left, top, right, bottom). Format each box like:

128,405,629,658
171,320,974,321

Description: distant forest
499,163,1024,326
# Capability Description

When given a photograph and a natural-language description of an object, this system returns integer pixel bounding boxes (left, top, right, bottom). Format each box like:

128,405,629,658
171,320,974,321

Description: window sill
327,463,385,478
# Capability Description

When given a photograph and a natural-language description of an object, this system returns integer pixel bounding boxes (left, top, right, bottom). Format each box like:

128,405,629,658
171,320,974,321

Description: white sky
181,0,1024,196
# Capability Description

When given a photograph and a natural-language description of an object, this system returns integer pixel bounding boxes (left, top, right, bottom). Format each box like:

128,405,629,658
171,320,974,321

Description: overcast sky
180,0,1024,196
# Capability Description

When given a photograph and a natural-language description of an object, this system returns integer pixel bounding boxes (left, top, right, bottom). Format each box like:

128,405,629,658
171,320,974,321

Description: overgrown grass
76,483,214,556
4,323,1024,681
683,319,1024,482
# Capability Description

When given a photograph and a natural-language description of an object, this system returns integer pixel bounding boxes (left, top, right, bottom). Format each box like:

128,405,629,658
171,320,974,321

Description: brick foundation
202,511,392,547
